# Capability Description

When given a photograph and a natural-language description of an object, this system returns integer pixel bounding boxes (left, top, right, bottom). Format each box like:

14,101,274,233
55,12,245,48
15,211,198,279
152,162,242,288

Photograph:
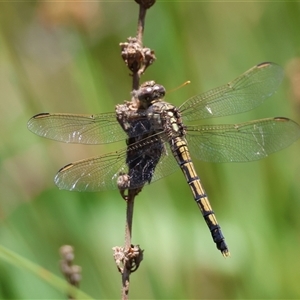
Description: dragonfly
28,62,300,257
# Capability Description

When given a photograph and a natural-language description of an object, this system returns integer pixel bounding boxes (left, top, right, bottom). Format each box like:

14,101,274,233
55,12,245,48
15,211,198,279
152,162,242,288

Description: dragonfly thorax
147,101,186,140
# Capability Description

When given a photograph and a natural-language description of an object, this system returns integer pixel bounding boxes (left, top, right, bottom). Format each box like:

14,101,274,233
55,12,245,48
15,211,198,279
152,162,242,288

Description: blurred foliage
1,1,300,299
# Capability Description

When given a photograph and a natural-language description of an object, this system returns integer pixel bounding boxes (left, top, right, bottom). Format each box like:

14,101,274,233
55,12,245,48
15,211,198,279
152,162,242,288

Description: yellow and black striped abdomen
171,137,230,257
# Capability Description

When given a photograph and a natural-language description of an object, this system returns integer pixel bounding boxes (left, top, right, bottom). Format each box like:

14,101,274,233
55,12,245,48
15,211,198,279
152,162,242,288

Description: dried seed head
135,0,156,9
120,37,156,75
59,245,74,263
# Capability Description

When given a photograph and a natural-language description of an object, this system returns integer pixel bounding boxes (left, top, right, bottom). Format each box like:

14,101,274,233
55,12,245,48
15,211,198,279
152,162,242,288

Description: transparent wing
180,62,284,121
54,137,179,192
54,148,129,191
150,143,180,183
186,117,300,163
27,112,127,144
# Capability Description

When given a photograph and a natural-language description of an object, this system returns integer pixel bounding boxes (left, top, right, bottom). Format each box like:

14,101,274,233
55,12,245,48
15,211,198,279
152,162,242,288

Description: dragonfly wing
54,136,179,192
186,118,300,163
27,112,127,144
180,62,284,121
150,142,180,183
55,148,128,191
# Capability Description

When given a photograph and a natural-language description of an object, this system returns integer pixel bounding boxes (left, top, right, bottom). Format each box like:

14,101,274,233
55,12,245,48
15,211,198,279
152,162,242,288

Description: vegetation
1,1,300,299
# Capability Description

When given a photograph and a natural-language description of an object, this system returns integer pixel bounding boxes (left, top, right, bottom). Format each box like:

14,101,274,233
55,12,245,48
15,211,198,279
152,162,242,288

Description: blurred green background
1,1,300,299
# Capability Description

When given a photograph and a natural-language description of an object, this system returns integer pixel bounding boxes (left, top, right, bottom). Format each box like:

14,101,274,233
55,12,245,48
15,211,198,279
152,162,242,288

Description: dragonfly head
134,81,166,109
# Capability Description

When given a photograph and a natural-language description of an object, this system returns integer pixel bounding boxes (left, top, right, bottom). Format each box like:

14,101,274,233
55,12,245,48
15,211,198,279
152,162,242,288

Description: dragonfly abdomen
170,136,230,257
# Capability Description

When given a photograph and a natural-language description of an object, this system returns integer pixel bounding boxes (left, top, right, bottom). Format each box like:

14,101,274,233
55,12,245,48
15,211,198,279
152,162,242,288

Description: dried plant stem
136,4,146,48
116,1,156,299
123,0,147,249
122,192,134,299
125,200,134,247
132,4,146,90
